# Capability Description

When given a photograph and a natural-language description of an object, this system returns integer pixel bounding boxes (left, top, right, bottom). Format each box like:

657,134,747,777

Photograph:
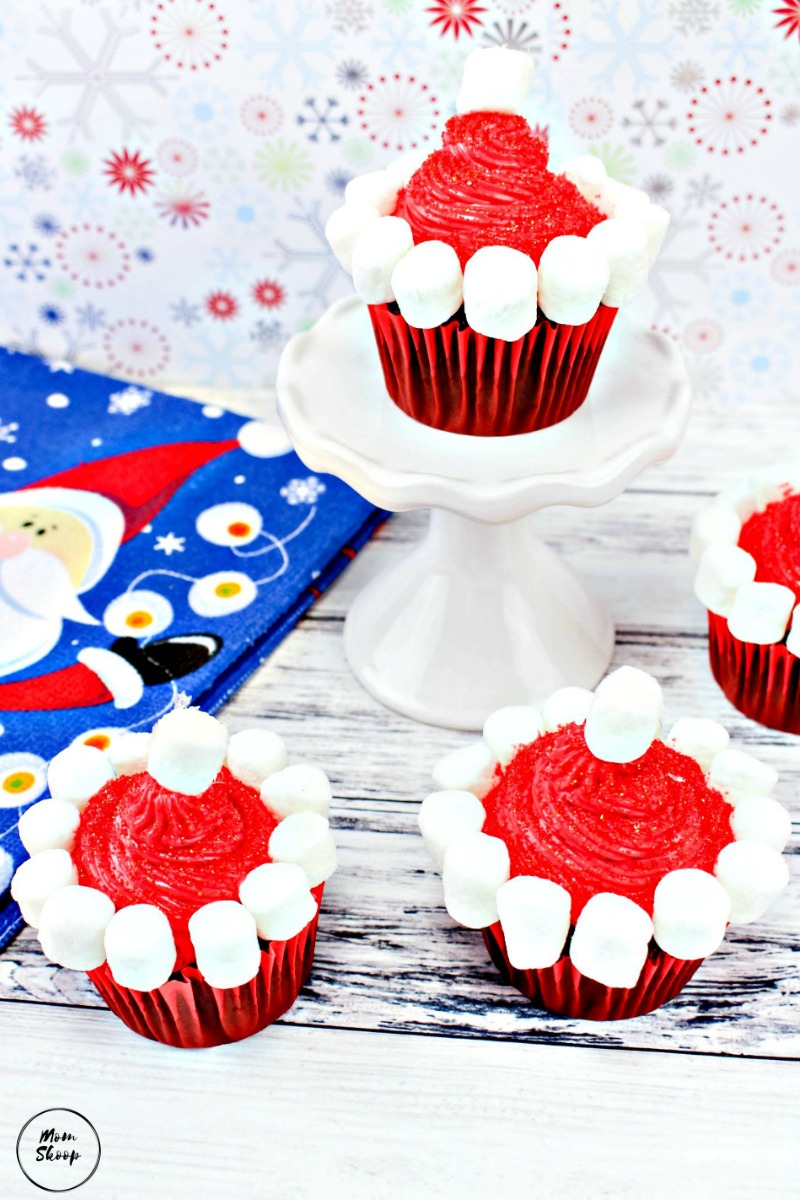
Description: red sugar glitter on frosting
393,111,604,268
738,491,800,602
73,766,278,952
481,724,734,923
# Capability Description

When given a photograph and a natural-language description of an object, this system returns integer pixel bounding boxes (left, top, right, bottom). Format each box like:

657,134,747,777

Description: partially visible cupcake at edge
693,460,800,733
325,47,669,437
419,667,789,1020
10,706,337,1048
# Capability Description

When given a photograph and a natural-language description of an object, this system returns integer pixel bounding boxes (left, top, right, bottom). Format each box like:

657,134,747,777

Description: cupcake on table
693,461,800,733
419,666,790,1020
10,705,337,1048
326,47,670,437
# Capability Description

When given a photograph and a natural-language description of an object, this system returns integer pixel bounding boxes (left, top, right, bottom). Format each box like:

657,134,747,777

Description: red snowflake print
9,106,48,142
206,290,239,320
682,318,724,355
252,278,285,308
103,318,170,378
774,1,800,40
55,224,132,289
240,95,283,137
427,0,486,39
157,138,199,176
154,187,210,228
103,149,156,196
550,3,572,62
150,0,229,70
358,75,440,152
687,77,772,156
569,96,613,140
770,247,800,286
708,195,785,262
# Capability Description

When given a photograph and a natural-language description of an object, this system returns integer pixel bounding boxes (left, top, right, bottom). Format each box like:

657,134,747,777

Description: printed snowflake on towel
0,420,19,445
240,96,284,137
14,156,55,192
153,532,186,555
326,0,375,35
670,61,705,93
569,97,614,139
621,98,677,146
55,225,132,289
708,194,785,260
107,385,153,415
9,106,48,143
281,476,327,505
149,0,230,70
103,319,171,379
254,138,313,192
154,186,211,229
3,243,50,283
170,297,203,326
669,0,720,34
336,59,369,91
245,1,338,87
577,2,676,90
296,97,349,143
357,74,440,151
103,148,156,196
687,77,772,155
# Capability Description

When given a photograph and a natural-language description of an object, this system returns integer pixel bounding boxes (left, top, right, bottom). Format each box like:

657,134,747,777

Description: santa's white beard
0,548,99,678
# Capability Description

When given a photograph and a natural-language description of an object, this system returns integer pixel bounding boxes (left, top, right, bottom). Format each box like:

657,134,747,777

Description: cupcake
692,463,800,733
10,706,337,1048
419,667,790,1020
325,47,669,437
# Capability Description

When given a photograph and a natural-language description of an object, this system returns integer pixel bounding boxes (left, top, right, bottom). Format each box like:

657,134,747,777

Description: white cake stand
277,296,691,731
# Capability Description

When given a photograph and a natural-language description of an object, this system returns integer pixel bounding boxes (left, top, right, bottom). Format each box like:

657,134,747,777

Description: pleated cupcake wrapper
483,921,703,1021
708,611,800,734
87,889,323,1049
368,302,618,437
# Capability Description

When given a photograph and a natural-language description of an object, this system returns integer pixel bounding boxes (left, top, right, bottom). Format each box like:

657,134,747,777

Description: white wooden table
1,390,798,1199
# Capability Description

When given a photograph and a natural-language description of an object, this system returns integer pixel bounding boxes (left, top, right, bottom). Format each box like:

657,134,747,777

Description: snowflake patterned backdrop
0,0,796,409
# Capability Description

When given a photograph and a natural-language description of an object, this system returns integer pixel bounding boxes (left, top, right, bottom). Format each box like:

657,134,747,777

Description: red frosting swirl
393,112,604,268
73,767,278,954
738,491,800,602
481,725,733,922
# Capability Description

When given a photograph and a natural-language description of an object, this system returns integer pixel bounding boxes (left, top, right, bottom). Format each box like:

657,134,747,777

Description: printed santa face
0,503,94,587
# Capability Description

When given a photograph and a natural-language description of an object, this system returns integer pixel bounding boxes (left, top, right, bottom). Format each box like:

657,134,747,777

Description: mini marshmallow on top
419,666,789,990
325,47,669,341
10,707,338,992
692,462,800,652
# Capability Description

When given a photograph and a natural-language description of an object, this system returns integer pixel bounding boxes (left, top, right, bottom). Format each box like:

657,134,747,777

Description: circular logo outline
16,1108,101,1193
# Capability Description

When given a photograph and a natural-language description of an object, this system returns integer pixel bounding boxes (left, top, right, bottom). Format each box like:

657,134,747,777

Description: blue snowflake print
33,213,61,237
39,303,64,325
336,59,369,91
135,246,155,264
14,155,56,192
4,242,50,282
170,297,203,327
250,319,284,350
75,302,106,330
576,1,676,91
296,97,349,143
325,167,351,194
244,1,339,87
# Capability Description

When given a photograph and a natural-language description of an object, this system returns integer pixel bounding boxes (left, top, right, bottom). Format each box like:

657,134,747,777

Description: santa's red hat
0,420,290,592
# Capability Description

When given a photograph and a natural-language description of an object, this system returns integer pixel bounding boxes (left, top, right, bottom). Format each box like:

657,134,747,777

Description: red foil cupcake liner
87,894,322,1049
368,302,618,437
708,611,800,734
483,921,702,1021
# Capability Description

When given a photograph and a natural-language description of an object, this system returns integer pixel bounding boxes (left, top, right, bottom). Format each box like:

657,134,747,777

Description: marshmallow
105,904,177,992
351,216,414,305
496,875,571,970
597,179,650,221
38,885,115,971
268,811,337,887
325,202,381,273
716,480,760,523
537,235,610,326
689,504,742,565
708,748,778,802
431,742,499,799
188,900,261,990
456,46,533,117
586,218,649,307
694,543,757,617
106,732,151,777
261,764,332,819
786,606,800,658
47,745,115,812
418,790,486,869
344,169,400,217
584,666,663,764
727,581,795,645
227,728,289,791
569,893,653,989
384,148,428,189
442,832,510,929
665,717,729,774
639,204,670,266
560,154,607,205
239,862,317,941
148,707,228,796
543,686,594,731
462,245,538,342
652,869,731,960
482,705,544,768
749,462,800,510
17,798,81,856
10,849,78,927
391,240,463,329
714,840,789,924
731,794,792,853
